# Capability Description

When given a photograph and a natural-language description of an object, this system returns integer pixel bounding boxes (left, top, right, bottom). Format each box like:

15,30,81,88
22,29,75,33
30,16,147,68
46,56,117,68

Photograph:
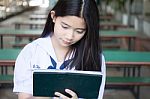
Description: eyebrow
61,21,86,30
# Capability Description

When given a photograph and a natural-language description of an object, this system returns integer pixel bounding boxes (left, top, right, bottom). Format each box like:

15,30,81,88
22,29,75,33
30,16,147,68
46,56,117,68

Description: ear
51,11,56,23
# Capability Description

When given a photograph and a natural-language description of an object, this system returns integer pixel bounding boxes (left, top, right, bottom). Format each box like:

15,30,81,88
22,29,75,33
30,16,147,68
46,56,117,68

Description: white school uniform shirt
13,36,106,99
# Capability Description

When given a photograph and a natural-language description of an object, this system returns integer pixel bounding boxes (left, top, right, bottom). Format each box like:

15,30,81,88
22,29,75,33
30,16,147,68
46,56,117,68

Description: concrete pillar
143,0,150,15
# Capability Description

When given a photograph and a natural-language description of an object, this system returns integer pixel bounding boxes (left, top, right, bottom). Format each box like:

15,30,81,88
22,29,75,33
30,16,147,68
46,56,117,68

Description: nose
66,31,74,41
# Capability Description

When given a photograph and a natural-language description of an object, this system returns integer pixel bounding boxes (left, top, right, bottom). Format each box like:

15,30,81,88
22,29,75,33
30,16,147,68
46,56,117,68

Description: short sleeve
98,54,106,99
13,43,35,94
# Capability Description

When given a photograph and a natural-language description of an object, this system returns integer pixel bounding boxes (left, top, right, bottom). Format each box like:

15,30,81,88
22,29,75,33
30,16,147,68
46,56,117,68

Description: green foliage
105,0,127,11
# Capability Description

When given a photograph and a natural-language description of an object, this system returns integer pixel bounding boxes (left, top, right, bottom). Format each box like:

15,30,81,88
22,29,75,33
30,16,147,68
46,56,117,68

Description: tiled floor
0,87,135,99
0,87,17,99
104,90,134,99
0,67,149,99
0,7,150,99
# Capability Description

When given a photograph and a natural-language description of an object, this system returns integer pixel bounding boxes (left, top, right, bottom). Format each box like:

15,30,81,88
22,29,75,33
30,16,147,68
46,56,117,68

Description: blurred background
0,0,150,99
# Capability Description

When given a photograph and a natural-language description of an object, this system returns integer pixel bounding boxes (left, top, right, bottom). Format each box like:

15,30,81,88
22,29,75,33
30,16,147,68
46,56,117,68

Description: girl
13,0,106,99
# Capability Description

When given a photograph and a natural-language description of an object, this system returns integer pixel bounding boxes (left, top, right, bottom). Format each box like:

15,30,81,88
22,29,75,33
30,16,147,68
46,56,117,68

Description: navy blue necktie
47,56,72,70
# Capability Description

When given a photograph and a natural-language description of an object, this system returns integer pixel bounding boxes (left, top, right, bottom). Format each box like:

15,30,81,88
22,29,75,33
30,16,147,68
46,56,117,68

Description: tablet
33,69,102,98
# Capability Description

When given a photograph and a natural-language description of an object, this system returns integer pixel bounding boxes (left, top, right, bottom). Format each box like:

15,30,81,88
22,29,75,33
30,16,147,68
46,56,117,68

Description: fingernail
54,92,57,95
65,89,69,92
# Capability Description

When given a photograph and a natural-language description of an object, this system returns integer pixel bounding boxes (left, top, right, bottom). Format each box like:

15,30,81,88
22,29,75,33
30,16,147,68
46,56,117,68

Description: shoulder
18,38,45,58
100,53,106,75
22,37,48,50
18,36,52,58
101,54,105,65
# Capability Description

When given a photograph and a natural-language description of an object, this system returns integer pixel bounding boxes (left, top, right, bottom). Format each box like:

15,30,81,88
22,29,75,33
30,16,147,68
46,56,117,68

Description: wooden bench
29,14,47,20
1,75,149,86
10,40,29,48
106,77,150,99
13,20,46,29
0,75,13,84
0,74,149,99
100,15,113,21
0,28,42,48
100,22,128,30
101,30,137,51
0,75,13,88
0,49,150,99
135,37,150,51
104,51,150,99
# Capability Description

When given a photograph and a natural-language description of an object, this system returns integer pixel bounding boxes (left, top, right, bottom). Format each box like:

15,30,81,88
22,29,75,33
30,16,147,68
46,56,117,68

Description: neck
51,36,70,62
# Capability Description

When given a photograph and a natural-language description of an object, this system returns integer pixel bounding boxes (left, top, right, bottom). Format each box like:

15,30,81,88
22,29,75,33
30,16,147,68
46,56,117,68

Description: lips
62,39,72,45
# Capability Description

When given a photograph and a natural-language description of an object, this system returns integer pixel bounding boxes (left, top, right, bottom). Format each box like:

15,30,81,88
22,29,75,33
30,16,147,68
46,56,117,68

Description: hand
54,89,78,99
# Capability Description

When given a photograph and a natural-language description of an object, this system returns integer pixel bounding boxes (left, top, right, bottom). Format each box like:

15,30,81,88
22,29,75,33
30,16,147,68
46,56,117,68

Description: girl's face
51,15,86,47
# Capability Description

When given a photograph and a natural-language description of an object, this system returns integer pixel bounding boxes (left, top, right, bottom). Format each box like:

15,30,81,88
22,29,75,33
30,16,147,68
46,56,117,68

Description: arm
13,44,34,97
54,89,78,99
18,93,33,99
98,55,106,99
18,93,50,99
14,44,51,99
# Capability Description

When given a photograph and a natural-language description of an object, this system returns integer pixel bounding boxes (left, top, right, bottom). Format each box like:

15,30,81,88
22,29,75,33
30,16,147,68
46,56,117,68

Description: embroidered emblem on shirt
33,64,40,69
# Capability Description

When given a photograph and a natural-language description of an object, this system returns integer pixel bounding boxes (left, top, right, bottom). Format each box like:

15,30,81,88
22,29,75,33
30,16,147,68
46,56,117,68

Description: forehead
58,16,86,28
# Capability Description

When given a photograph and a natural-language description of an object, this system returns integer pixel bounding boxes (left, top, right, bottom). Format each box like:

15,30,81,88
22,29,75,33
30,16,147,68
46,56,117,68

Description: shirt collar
35,35,74,62
35,35,57,61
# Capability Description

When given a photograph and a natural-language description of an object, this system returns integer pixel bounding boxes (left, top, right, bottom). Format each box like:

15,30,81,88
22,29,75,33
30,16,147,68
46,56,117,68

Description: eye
76,30,85,34
61,25,69,29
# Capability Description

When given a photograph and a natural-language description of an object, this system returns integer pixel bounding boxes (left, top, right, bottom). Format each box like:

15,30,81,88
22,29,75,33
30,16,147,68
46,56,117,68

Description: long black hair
41,0,102,71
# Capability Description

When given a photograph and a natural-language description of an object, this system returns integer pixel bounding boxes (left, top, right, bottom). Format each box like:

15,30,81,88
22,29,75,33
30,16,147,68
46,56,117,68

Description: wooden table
104,50,150,66
104,50,150,99
100,15,113,21
0,49,20,74
33,10,49,15
104,50,150,77
13,20,46,29
0,28,42,48
101,30,137,50
29,14,47,20
0,27,137,50
1,49,150,76
100,22,128,30
1,49,150,66
1,49,149,99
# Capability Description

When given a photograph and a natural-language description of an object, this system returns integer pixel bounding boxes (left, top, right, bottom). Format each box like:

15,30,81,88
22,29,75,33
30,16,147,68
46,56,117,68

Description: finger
65,89,78,98
54,92,69,99
53,97,60,99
